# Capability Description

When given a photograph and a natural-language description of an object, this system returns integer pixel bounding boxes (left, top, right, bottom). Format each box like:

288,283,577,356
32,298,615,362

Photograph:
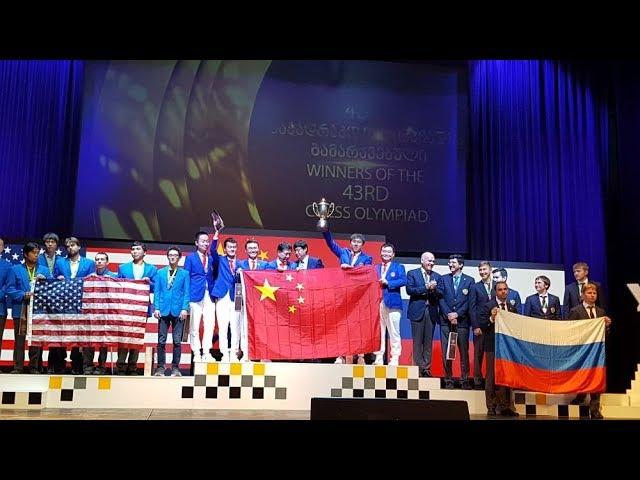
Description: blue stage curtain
0,60,84,240
468,60,609,285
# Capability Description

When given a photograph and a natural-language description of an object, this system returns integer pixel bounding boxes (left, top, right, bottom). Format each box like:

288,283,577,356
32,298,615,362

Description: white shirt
69,259,80,279
297,255,307,270
133,262,145,280
582,302,597,318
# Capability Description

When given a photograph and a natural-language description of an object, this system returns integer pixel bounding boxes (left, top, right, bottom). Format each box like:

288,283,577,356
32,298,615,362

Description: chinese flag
243,266,382,360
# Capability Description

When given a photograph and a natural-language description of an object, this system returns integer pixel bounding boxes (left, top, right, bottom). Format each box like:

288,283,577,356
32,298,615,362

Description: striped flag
30,277,150,350
495,310,606,394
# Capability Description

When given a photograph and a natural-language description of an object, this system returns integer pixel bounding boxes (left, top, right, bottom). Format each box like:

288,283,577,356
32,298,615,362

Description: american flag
30,276,150,349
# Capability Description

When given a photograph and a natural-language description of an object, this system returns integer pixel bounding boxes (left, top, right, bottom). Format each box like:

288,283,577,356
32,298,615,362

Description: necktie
579,282,585,294
485,282,491,299
541,296,547,312
453,275,460,291
500,303,506,310
381,263,388,277
229,258,235,274
251,259,256,270
350,252,358,266
588,306,595,319
201,252,207,270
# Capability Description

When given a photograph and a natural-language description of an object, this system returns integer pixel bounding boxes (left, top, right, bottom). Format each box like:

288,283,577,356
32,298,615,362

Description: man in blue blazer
373,243,406,366
524,275,561,320
83,251,118,375
236,238,267,361
0,237,11,363
38,232,64,277
6,242,51,373
54,236,96,374
322,230,372,269
117,241,157,375
406,251,441,377
153,246,190,377
183,231,216,363
264,242,294,271
563,261,604,319
437,254,475,389
491,268,523,313
291,240,324,270
210,229,240,362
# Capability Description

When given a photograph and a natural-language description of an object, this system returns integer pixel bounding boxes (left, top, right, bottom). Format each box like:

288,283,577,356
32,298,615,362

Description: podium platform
0,362,637,419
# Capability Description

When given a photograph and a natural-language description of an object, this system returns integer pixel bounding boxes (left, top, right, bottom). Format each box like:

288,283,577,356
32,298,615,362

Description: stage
1,362,638,419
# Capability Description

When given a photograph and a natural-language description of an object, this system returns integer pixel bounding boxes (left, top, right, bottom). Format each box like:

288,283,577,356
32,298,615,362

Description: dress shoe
487,408,497,416
10,368,24,374
461,382,473,390
419,369,431,378
590,410,604,419
93,368,106,375
500,408,519,417
444,382,455,390
474,382,485,390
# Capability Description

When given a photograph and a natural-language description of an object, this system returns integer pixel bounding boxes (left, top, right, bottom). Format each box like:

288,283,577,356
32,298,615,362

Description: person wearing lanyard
6,242,51,373
153,246,190,376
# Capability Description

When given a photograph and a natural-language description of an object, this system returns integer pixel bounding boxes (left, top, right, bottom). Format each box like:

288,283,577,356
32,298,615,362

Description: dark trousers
573,393,601,413
157,315,184,368
484,351,512,411
47,347,67,373
116,348,139,373
473,332,485,385
439,323,470,383
410,309,434,372
82,347,108,373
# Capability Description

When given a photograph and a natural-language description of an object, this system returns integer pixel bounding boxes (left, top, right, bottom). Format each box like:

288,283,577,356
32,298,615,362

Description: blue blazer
406,268,441,322
55,257,96,279
437,273,475,327
470,280,494,328
264,260,294,271
154,267,190,317
6,264,52,317
183,250,215,302
322,231,373,266
376,262,406,309
237,258,268,271
38,253,64,276
209,239,237,301
524,293,562,320
118,262,157,292
291,256,324,270
0,261,12,316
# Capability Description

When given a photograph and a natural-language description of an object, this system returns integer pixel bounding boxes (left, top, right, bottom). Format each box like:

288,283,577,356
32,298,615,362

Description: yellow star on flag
288,305,296,314
217,243,224,255
255,278,280,302
258,250,269,260
296,283,304,291
297,296,305,304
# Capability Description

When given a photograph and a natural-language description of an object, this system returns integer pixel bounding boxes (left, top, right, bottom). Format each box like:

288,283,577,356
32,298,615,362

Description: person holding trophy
315,198,372,364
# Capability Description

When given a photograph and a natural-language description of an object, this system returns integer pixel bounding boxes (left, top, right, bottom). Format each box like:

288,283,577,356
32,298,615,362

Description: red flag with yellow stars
242,266,382,360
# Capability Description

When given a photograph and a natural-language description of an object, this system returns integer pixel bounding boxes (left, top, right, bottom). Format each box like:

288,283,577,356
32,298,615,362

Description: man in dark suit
437,254,475,389
291,240,324,270
567,283,612,419
491,268,523,313
478,281,519,416
470,260,493,390
406,252,441,377
563,261,604,318
524,275,561,320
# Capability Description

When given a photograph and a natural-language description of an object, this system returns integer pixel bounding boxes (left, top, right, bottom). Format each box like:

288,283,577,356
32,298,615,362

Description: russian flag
495,311,606,394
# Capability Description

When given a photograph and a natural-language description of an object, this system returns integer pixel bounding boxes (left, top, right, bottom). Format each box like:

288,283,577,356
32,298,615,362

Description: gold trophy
211,209,225,231
312,198,335,232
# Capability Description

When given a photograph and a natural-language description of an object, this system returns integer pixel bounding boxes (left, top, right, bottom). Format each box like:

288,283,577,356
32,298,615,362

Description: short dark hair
381,243,395,253
535,275,551,288
245,238,259,248
42,232,59,243
293,240,308,250
131,241,147,252
224,237,237,248
350,233,365,243
492,267,508,279
23,242,40,256
167,246,182,257
449,254,464,266
495,280,508,290
65,236,81,247
277,242,292,252
195,231,209,241
478,260,492,269
94,251,109,261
